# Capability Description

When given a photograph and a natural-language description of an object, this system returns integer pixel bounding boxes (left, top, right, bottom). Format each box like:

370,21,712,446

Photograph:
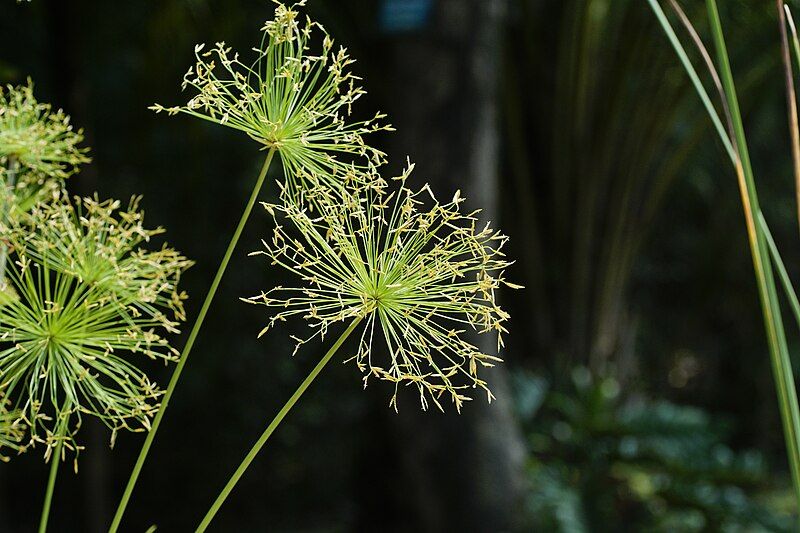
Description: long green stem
109,148,277,532
646,0,736,163
195,316,363,532
777,0,800,234
38,435,64,533
705,0,800,508
649,0,800,511
39,400,71,533
760,213,800,333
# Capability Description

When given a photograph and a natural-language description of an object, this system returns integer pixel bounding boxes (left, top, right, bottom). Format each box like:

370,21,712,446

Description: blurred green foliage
515,369,795,531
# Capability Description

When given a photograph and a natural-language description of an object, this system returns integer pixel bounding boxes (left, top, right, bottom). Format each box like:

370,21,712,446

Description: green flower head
13,192,193,324
246,165,520,412
0,195,190,457
151,1,392,195
0,79,90,180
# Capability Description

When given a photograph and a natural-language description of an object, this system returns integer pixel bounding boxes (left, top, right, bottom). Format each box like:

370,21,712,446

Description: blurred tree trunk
381,1,528,531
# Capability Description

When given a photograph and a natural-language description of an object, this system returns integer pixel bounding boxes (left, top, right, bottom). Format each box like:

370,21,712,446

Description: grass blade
760,213,800,334
778,1,800,233
645,0,736,163
705,0,800,509
648,0,800,510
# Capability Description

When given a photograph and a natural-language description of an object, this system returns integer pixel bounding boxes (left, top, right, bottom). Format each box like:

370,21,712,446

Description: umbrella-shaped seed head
151,1,393,196
246,164,521,412
11,192,193,325
0,79,90,180
0,195,190,457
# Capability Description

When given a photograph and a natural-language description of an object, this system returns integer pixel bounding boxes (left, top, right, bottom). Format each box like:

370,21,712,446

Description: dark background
0,0,799,531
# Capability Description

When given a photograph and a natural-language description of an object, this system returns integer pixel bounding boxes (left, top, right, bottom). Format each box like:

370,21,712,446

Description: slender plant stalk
760,214,800,332
38,435,63,533
196,316,363,533
646,0,736,163
38,399,72,533
109,147,277,532
667,0,735,138
705,0,800,507
777,0,800,234
649,0,800,510
785,6,800,77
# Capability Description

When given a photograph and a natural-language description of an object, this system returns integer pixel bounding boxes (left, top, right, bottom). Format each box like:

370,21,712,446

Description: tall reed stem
109,148,277,532
38,434,64,533
704,0,800,507
777,0,800,235
195,316,363,532
648,0,800,511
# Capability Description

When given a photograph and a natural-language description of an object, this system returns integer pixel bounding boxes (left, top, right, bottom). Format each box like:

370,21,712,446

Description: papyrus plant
250,166,515,412
0,80,191,532
150,1,390,196
110,2,391,529
196,166,519,531
0,80,90,480
1,194,190,451
648,0,800,516
0,191,190,532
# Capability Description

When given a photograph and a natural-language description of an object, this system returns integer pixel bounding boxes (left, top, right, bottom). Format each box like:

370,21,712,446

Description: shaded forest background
1,0,799,531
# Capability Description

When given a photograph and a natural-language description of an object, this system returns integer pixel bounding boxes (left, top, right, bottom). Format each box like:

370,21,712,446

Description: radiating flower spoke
152,0,393,198
0,195,190,457
247,164,520,411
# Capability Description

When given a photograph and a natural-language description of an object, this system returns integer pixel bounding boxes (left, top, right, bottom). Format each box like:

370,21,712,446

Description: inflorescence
0,194,191,459
151,0,393,197
246,165,519,412
0,79,90,180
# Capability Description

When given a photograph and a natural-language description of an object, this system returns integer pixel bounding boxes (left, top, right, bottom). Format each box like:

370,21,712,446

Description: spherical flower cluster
246,165,519,411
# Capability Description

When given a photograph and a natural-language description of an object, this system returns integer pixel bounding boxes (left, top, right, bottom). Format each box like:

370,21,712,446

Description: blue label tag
379,0,434,33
